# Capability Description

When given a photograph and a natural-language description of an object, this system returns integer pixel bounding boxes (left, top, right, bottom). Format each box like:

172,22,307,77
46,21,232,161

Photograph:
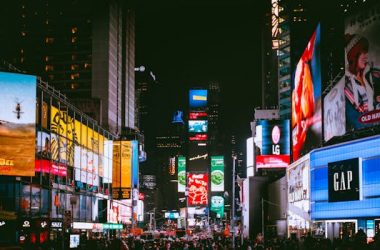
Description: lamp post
232,155,237,249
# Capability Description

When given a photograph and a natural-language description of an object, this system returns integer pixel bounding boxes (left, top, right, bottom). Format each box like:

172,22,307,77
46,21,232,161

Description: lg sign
272,125,280,155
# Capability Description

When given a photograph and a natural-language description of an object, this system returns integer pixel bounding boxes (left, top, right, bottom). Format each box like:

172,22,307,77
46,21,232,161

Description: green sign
211,196,224,218
103,223,123,229
178,156,186,192
211,156,224,192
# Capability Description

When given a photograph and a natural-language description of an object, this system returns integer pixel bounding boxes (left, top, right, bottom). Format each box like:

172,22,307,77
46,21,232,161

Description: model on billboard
291,25,322,161
344,33,380,129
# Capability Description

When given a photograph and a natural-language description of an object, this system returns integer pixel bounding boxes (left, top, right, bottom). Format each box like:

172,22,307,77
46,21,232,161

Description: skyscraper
2,0,136,135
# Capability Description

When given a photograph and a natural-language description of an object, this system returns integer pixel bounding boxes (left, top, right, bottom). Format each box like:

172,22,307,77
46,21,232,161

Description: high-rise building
1,0,136,135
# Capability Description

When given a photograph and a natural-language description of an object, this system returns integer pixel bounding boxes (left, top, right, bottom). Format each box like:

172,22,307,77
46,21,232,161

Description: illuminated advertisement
172,110,184,124
0,72,36,176
211,156,224,192
291,24,322,161
103,140,113,184
132,140,139,187
37,131,51,159
112,140,132,199
328,158,361,202
177,156,186,192
187,173,208,206
189,134,207,141
189,111,208,120
255,120,290,168
142,175,156,190
188,120,208,133
210,196,224,218
189,89,207,108
287,155,310,232
188,142,208,172
343,5,380,131
35,159,67,177
324,77,346,141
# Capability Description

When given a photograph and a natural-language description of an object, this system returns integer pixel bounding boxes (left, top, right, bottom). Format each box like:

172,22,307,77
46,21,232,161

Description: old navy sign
328,158,361,202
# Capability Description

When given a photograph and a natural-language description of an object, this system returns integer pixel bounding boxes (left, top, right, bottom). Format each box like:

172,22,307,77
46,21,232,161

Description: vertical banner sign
291,24,322,161
177,156,186,192
0,72,36,176
132,140,139,187
211,156,224,192
112,140,132,199
211,196,225,218
187,173,208,206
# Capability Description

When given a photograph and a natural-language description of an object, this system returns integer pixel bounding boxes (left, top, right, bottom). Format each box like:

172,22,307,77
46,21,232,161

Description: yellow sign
112,141,132,198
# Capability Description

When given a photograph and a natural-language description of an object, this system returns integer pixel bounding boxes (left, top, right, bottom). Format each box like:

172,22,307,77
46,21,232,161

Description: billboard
0,72,36,176
210,196,224,218
287,156,310,232
178,157,186,192
188,120,208,133
291,24,322,161
343,5,380,131
328,158,361,202
189,134,207,141
131,140,139,187
211,156,224,192
189,89,207,108
188,173,208,206
189,111,208,120
255,120,290,168
112,140,132,199
324,77,346,141
103,140,113,184
142,175,156,190
187,142,208,172
35,159,67,177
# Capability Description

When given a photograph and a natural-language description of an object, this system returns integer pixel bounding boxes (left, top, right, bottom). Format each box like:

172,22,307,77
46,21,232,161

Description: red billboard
35,160,67,177
187,173,208,206
189,134,208,141
189,111,208,120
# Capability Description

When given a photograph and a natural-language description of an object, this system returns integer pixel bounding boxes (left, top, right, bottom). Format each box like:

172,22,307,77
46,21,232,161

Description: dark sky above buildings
135,1,265,142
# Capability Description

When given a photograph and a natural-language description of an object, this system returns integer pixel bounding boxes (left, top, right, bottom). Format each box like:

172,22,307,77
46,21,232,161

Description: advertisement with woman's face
344,3,380,130
291,24,322,162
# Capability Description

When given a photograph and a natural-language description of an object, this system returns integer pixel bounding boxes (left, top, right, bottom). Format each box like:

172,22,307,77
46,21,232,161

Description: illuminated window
71,55,77,60
71,64,79,70
21,31,27,37
20,49,24,54
45,56,49,62
71,37,77,43
45,65,54,72
20,57,24,63
45,19,49,25
84,63,91,69
71,27,78,34
70,83,78,90
21,14,26,18
45,37,54,44
70,73,79,80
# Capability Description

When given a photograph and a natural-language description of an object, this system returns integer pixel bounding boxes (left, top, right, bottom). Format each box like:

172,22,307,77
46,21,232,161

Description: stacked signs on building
291,24,322,161
324,3,380,142
211,156,224,191
255,120,290,168
177,157,186,192
0,72,37,176
187,89,209,207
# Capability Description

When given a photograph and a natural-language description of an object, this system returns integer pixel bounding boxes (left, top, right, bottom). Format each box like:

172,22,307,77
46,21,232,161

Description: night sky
135,1,265,142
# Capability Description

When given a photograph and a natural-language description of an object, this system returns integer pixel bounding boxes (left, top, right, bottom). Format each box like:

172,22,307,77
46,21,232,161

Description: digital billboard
177,157,186,192
291,24,322,161
0,72,36,176
189,134,207,141
210,196,224,218
112,140,132,199
211,156,224,192
188,120,208,133
131,140,139,187
324,77,346,141
189,89,207,108
255,120,290,168
187,142,208,172
189,111,208,120
35,159,67,177
343,5,380,131
188,173,208,206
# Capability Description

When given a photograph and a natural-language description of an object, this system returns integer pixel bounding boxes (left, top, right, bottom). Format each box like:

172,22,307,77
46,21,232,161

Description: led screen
211,156,224,192
189,134,207,141
112,141,132,199
187,142,208,172
189,89,207,108
343,4,380,131
187,173,208,206
255,120,290,168
0,72,36,176
188,120,208,133
177,156,186,192
35,159,67,177
323,77,346,141
210,196,224,218
291,24,322,161
189,111,208,120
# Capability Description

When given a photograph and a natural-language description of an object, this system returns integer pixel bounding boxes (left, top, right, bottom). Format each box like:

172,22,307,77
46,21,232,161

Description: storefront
310,135,380,240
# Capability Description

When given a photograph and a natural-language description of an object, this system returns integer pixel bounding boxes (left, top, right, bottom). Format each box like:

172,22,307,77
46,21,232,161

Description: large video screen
187,173,208,206
291,24,322,162
211,156,224,191
0,72,36,176
189,89,207,108
255,120,290,168
177,156,186,192
188,120,208,133
187,142,208,172
343,4,380,131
